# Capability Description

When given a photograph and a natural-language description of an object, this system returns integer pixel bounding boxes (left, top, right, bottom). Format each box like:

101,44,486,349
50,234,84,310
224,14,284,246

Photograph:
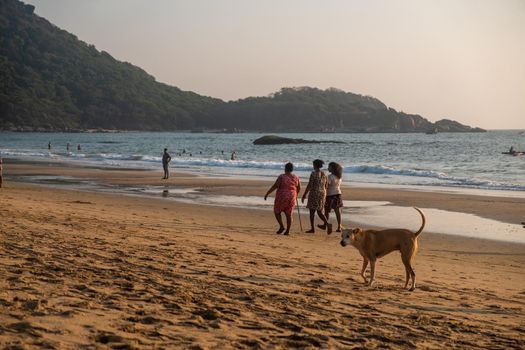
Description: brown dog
340,207,426,291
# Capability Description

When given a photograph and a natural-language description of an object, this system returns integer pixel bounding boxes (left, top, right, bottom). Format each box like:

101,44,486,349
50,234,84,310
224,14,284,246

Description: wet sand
1,162,524,348
4,161,525,225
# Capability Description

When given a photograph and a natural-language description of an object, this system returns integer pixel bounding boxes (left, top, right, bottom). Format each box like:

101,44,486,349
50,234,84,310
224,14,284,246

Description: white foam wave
170,158,311,170
165,159,524,191
2,150,523,191
346,164,524,191
0,150,54,158
345,164,447,178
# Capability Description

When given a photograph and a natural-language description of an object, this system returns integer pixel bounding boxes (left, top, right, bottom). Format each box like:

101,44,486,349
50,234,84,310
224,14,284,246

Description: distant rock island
253,135,346,145
0,0,485,133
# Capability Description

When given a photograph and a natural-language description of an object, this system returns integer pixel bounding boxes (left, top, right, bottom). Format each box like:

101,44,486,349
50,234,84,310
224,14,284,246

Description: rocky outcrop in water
253,135,345,145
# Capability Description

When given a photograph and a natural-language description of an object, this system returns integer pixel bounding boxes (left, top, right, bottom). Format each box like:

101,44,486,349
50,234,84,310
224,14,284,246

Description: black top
162,152,171,165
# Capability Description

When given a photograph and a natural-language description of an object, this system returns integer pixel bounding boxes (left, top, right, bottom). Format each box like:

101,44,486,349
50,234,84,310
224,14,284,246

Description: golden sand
0,163,524,348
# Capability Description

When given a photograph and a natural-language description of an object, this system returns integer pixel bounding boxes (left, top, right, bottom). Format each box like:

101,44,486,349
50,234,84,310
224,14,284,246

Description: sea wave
171,158,311,170
164,158,524,191
346,164,524,191
96,153,144,161
0,150,54,158
345,164,447,178
1,150,523,191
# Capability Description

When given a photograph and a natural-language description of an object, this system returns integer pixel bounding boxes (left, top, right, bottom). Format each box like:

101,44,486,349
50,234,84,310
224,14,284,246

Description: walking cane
296,198,303,232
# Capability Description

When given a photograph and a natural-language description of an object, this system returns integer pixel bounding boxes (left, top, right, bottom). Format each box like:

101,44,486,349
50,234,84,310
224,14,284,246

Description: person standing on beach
231,151,237,161
265,162,301,235
162,148,172,179
48,142,51,150
77,144,81,151
302,159,331,234
0,157,3,188
66,142,70,152
322,162,344,232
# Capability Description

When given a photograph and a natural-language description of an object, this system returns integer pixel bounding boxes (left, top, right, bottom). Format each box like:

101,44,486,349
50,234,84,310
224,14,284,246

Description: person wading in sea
162,148,172,179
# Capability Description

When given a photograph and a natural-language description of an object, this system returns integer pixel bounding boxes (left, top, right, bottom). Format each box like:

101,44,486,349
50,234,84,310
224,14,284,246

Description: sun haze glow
25,0,525,129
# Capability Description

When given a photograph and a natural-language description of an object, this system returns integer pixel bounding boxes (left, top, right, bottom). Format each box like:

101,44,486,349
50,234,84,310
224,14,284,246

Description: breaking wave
1,150,523,191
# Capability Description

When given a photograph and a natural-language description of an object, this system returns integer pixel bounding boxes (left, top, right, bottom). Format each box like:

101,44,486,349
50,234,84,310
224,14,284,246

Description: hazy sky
25,0,524,129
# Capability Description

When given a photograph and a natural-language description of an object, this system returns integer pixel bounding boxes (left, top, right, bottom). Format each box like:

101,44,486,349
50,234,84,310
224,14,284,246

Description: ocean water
1,130,524,192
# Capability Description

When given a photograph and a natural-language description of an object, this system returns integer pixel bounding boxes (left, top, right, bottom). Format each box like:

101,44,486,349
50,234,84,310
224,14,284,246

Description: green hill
205,87,442,132
0,0,222,131
208,87,485,132
0,0,485,133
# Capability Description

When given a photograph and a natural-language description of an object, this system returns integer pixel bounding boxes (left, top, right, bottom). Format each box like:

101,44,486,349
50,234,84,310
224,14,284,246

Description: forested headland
0,0,485,133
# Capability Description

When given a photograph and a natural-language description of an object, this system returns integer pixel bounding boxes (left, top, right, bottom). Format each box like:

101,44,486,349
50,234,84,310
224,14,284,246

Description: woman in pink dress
264,163,301,235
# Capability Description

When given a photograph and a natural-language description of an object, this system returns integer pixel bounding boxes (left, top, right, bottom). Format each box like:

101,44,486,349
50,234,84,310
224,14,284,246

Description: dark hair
312,159,324,169
164,148,168,152
328,162,343,179
284,162,294,172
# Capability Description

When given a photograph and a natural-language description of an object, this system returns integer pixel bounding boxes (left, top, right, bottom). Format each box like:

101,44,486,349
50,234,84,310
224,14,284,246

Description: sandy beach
2,0,524,347
1,162,524,349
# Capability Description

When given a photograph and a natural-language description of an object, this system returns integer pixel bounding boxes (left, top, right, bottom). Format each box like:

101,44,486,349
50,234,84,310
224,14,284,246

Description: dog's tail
413,207,426,237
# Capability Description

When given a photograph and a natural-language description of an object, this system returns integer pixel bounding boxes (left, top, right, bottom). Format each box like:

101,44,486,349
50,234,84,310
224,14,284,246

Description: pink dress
274,174,300,215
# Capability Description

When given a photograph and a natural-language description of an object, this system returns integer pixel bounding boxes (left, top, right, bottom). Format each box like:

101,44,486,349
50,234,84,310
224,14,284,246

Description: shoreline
2,160,525,244
3,158,525,223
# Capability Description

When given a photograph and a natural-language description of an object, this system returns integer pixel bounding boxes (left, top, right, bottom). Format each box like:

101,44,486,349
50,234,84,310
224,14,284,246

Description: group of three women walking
264,160,344,235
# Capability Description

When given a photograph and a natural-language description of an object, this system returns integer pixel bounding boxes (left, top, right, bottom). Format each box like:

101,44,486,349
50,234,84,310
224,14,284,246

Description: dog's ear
352,228,362,234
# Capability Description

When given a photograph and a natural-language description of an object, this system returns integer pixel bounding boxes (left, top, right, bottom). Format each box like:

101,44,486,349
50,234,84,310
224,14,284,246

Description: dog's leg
401,254,411,288
368,258,376,287
402,255,416,291
360,258,369,284
409,265,416,291
403,246,417,291
404,265,410,289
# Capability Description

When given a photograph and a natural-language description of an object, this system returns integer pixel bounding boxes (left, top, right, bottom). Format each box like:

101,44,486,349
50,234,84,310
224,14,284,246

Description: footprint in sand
95,332,138,349
8,321,44,338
